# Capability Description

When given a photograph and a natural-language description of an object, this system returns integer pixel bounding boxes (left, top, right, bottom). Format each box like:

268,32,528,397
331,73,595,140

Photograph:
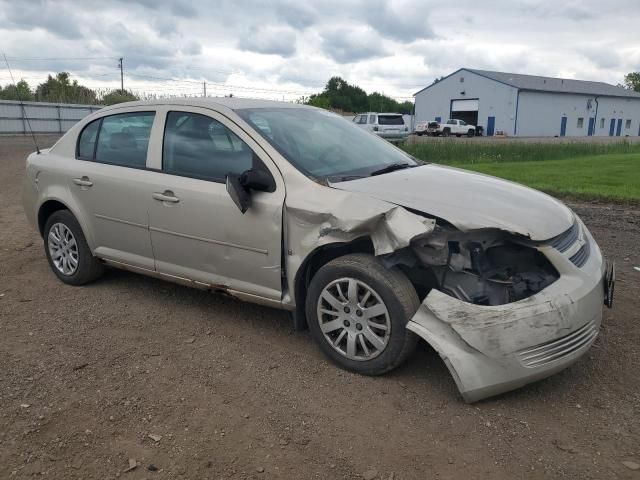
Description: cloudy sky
1,0,639,101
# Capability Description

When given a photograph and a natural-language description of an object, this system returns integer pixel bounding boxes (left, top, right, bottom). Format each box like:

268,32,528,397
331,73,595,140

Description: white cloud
0,0,639,100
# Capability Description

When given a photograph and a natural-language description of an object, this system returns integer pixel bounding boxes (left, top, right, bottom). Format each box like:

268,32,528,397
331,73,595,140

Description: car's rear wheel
442,128,450,137
467,129,474,137
306,253,419,375
44,210,104,285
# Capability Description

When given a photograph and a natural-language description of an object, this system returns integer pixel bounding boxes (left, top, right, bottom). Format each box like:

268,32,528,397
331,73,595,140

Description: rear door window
162,111,259,182
94,112,155,168
377,115,404,126
369,114,376,124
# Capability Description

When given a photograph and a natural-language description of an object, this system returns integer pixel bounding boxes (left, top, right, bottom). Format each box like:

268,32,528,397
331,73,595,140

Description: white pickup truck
416,119,476,137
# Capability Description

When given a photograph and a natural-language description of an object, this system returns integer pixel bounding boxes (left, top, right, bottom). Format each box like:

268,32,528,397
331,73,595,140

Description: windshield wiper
326,174,366,183
369,163,415,177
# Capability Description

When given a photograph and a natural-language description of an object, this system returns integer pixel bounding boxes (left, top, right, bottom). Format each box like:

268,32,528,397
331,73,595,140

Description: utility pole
118,57,124,93
203,81,206,97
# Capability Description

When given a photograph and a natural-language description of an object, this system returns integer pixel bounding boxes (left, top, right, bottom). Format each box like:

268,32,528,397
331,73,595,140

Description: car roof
99,97,309,113
362,112,403,116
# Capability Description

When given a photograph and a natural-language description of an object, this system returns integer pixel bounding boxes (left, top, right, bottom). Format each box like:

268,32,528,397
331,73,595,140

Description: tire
467,129,474,137
456,134,461,137
416,132,423,136
442,128,450,137
305,253,419,376
44,210,104,285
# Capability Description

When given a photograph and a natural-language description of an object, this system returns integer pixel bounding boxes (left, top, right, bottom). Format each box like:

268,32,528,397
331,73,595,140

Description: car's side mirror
240,169,275,193
226,174,250,214
226,169,276,214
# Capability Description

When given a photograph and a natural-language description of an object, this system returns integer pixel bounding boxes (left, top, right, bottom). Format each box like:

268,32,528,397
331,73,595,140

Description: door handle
152,191,180,203
72,176,93,187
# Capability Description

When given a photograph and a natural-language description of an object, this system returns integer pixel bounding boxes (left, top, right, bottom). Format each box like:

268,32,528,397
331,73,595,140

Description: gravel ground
1,135,639,479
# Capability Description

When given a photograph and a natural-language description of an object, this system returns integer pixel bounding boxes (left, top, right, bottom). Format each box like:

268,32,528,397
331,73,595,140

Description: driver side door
146,107,285,301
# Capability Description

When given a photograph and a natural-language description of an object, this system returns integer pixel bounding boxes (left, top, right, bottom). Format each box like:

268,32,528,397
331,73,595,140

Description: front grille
517,320,598,368
545,221,590,268
548,222,580,252
569,242,590,268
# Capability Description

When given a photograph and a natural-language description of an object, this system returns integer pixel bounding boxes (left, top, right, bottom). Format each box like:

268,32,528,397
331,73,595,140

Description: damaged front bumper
407,223,607,403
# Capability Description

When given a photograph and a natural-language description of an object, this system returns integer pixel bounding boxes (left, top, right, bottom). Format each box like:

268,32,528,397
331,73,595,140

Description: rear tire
467,129,474,137
44,210,104,286
306,253,419,376
442,128,450,137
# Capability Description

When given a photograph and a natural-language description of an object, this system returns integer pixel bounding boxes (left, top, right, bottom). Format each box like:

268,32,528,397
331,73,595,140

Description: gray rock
363,468,378,480
622,461,640,471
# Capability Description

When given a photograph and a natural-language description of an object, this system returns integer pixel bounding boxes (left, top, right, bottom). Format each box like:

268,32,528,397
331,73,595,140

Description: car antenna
2,53,40,154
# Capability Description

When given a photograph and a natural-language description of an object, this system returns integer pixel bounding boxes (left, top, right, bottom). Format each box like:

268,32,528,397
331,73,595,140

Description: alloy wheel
48,222,79,275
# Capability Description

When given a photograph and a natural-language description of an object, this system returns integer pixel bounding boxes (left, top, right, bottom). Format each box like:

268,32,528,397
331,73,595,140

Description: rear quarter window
76,119,100,159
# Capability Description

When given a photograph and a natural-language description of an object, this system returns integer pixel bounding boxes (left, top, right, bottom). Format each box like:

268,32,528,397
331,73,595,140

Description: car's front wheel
306,254,419,375
44,210,104,285
467,129,474,137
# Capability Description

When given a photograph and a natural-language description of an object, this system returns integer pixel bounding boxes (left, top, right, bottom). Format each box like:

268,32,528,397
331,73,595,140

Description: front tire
467,129,474,137
306,254,419,375
44,210,104,285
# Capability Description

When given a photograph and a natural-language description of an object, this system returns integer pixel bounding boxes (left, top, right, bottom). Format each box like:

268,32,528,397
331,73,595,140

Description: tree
100,89,140,105
305,76,414,114
0,79,34,101
624,72,640,92
35,72,97,104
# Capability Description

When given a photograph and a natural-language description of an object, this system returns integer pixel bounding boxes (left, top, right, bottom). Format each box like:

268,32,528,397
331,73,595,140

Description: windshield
236,107,416,181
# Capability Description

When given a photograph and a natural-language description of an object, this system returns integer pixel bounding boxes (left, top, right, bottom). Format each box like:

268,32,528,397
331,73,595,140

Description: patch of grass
452,153,640,202
401,139,640,164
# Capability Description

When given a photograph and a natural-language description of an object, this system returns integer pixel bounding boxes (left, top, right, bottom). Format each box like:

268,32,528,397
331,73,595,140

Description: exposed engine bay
384,225,560,306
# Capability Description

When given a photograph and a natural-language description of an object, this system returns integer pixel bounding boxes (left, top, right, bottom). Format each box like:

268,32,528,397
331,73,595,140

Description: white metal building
414,68,640,137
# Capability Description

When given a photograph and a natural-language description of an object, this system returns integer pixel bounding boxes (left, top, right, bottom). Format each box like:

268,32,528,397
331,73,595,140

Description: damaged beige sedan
23,99,614,402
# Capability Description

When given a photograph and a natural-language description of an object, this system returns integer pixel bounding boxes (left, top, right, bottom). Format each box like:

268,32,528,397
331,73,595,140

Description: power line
126,72,316,95
5,56,119,61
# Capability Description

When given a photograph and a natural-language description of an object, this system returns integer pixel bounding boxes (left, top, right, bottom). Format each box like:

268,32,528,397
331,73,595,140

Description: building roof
415,68,640,99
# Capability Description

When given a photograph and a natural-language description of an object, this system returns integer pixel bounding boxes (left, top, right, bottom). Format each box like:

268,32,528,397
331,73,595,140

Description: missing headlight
402,227,559,306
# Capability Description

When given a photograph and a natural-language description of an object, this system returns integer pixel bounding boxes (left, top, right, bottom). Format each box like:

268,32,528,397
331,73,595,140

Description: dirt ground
1,135,639,480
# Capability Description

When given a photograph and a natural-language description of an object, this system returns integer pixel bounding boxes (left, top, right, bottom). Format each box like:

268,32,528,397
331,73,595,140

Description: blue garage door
587,117,595,136
609,119,616,136
560,116,567,137
616,118,623,136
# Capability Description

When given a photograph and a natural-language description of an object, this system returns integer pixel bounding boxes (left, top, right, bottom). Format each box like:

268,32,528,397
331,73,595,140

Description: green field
399,141,640,202
401,139,640,165
452,154,640,202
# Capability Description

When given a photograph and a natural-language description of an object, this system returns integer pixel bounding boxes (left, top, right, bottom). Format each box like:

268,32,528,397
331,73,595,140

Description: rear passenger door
145,108,285,301
70,109,158,269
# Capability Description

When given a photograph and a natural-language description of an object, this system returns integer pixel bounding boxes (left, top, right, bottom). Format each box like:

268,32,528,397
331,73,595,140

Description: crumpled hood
331,164,574,241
